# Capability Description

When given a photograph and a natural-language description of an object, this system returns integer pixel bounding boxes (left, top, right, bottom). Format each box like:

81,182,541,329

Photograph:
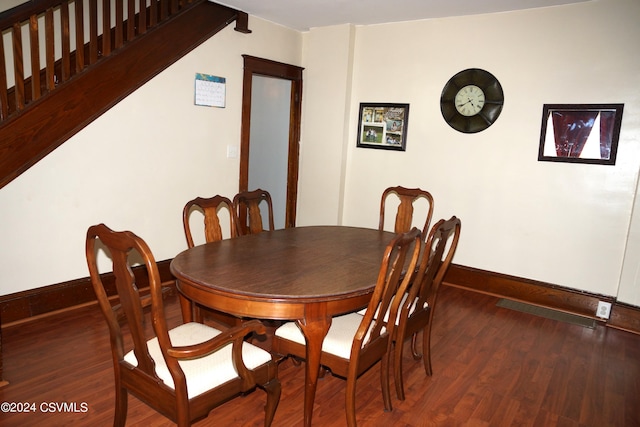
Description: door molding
240,55,304,228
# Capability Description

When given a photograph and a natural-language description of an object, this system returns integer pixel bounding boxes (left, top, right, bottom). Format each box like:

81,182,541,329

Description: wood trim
443,264,640,335
234,11,252,33
444,264,607,318
0,260,175,327
4,261,638,335
608,302,640,334
239,55,304,229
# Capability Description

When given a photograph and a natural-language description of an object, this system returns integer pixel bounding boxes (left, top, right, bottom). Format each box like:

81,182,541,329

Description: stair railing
0,0,197,123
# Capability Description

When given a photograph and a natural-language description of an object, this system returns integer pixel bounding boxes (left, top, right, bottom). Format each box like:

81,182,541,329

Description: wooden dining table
170,225,395,426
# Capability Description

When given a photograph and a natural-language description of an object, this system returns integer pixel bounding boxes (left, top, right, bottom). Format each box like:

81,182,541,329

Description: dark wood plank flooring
0,285,638,426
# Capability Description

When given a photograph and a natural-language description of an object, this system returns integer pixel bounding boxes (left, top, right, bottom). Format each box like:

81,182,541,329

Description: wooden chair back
182,195,241,325
354,227,423,361
182,195,238,247
86,224,162,380
392,215,461,400
379,186,434,237
86,223,281,426
233,189,275,235
271,227,423,426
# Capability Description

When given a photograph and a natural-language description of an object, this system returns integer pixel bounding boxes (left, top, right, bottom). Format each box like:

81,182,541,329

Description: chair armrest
166,319,266,360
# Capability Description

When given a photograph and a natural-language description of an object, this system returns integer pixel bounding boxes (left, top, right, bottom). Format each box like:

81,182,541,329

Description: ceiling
213,0,589,31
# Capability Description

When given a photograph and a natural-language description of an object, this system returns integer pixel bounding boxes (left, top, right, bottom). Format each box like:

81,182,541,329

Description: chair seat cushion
275,313,368,360
124,322,272,398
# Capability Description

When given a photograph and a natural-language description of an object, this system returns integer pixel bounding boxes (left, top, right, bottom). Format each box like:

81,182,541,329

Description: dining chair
391,216,461,401
233,188,275,235
182,195,238,247
271,227,423,427
182,195,240,325
86,223,281,427
379,186,434,237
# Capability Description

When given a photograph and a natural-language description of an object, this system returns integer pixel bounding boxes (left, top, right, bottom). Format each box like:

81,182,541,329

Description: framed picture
357,103,409,151
538,104,624,165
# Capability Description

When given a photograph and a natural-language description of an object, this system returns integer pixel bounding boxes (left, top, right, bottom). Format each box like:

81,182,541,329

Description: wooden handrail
0,0,203,124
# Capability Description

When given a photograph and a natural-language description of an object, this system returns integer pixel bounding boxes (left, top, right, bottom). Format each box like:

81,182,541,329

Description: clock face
440,69,504,133
455,85,485,117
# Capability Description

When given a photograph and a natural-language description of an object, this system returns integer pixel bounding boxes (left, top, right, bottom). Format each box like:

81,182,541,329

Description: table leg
178,293,194,323
176,282,205,323
296,311,331,427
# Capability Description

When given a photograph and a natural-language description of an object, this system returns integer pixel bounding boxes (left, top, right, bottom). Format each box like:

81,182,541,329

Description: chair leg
345,375,358,427
380,352,393,412
113,386,127,427
423,324,433,377
263,378,282,427
175,398,192,427
393,337,406,401
411,332,422,359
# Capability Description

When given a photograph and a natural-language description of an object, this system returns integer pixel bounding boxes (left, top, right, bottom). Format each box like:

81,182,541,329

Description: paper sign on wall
194,73,226,108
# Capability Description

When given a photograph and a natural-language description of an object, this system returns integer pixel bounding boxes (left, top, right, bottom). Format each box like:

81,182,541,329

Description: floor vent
496,299,596,329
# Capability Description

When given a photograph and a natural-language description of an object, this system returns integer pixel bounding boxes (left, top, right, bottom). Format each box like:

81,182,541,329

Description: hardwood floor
0,285,638,426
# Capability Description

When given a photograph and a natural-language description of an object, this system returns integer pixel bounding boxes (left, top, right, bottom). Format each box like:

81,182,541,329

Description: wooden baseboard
444,264,640,335
2,261,639,335
608,302,640,334
0,260,174,327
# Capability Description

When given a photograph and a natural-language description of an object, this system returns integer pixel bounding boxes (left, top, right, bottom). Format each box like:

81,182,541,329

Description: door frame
239,55,304,228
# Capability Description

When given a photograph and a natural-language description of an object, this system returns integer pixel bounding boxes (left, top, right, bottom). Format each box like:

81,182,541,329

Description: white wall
0,0,25,13
0,17,301,293
2,0,640,310
297,0,640,304
296,24,356,226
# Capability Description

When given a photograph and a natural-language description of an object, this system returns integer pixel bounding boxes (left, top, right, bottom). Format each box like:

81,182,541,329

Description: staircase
0,0,250,189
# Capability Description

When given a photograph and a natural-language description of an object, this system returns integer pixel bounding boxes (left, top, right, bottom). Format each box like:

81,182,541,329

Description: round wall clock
440,68,504,133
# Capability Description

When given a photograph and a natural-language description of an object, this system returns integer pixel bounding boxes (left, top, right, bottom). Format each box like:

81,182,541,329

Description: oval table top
170,225,395,318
